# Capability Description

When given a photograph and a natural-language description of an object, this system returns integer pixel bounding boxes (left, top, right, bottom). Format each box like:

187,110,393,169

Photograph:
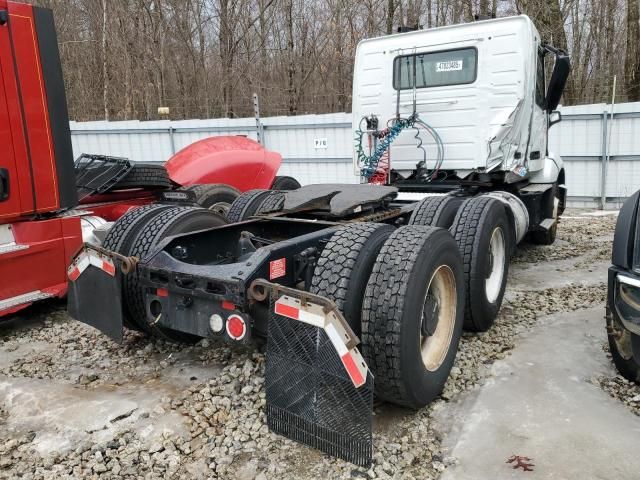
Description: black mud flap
67,247,124,343
264,286,373,468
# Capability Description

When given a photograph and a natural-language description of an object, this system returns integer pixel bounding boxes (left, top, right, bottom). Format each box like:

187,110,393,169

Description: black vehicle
607,190,640,382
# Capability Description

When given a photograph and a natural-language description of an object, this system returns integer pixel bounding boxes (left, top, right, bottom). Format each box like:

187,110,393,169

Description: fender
612,190,640,270
527,152,563,184
165,136,282,192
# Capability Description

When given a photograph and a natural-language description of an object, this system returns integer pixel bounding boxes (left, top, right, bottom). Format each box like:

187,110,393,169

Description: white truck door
528,46,548,172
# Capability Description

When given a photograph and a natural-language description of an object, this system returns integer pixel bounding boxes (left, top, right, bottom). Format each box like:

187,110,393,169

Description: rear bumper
68,223,337,342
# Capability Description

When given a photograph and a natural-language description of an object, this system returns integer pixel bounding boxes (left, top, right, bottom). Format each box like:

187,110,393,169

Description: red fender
165,136,282,192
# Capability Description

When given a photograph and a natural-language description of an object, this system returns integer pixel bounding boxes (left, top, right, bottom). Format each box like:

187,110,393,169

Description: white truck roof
352,15,541,177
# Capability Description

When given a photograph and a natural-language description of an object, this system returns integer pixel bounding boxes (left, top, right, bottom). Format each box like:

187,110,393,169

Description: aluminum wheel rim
420,265,457,372
486,227,506,304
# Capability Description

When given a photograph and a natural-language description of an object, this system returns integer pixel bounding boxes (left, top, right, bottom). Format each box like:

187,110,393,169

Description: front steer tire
361,225,464,409
450,196,512,333
310,223,395,336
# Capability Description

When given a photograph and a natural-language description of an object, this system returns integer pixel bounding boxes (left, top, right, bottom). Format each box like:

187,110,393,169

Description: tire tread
227,189,271,222
362,225,451,407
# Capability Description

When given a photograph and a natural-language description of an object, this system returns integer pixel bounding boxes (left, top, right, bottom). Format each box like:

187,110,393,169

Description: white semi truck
352,15,569,246
69,15,571,467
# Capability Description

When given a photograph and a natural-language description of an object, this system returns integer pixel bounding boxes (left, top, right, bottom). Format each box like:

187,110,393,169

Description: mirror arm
542,43,568,57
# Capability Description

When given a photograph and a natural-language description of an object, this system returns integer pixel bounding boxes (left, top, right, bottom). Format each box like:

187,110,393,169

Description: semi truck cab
0,1,76,221
352,15,569,191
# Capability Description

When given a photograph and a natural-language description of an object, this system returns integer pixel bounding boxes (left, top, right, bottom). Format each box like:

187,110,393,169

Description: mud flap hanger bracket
250,279,369,387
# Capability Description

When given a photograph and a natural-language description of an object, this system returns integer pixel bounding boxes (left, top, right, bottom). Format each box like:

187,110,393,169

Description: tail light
226,314,247,340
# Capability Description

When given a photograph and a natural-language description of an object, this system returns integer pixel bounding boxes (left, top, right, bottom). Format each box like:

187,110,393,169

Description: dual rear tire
310,195,514,407
450,197,512,332
410,195,512,332
180,184,240,216
311,224,465,409
103,205,228,342
361,226,465,408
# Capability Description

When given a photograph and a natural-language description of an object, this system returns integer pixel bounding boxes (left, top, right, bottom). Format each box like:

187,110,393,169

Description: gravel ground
0,211,628,480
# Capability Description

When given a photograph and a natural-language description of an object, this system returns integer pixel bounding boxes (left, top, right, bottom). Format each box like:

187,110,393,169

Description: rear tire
409,196,464,228
124,206,228,342
226,189,272,222
607,308,640,383
110,164,171,190
256,191,286,215
271,176,301,191
310,223,395,335
102,204,174,331
182,184,240,209
450,196,512,332
361,226,464,408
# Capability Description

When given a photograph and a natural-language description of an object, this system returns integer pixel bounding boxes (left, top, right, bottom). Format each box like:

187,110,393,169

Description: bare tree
30,0,640,120
626,0,640,100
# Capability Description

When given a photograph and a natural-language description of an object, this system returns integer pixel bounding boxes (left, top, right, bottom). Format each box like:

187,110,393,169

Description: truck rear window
393,48,477,90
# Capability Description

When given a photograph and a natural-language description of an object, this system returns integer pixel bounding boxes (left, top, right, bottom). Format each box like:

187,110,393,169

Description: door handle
0,168,9,201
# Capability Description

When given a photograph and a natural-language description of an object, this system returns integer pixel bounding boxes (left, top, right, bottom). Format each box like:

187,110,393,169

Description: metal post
600,110,608,210
168,125,176,155
253,93,264,146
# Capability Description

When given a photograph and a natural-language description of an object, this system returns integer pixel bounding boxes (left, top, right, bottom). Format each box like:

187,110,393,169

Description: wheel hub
486,249,494,278
421,293,440,336
485,227,505,304
420,265,457,372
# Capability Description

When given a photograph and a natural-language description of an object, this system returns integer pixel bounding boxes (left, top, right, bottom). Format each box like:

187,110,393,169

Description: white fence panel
70,102,640,208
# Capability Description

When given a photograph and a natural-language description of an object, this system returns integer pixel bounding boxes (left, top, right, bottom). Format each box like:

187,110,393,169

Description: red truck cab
0,1,83,314
0,1,77,220
0,1,284,316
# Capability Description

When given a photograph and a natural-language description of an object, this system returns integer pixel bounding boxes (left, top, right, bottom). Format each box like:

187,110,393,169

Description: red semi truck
0,1,290,316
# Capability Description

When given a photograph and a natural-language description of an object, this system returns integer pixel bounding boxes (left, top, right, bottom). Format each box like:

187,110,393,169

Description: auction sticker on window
436,60,463,72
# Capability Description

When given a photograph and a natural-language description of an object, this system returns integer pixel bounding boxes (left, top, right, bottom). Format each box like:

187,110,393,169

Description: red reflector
341,352,365,387
222,300,235,310
68,267,81,282
156,288,169,297
274,302,299,320
226,314,246,340
102,261,116,276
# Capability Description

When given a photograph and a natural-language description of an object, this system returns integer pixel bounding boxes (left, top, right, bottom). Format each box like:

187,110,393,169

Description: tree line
32,0,640,121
